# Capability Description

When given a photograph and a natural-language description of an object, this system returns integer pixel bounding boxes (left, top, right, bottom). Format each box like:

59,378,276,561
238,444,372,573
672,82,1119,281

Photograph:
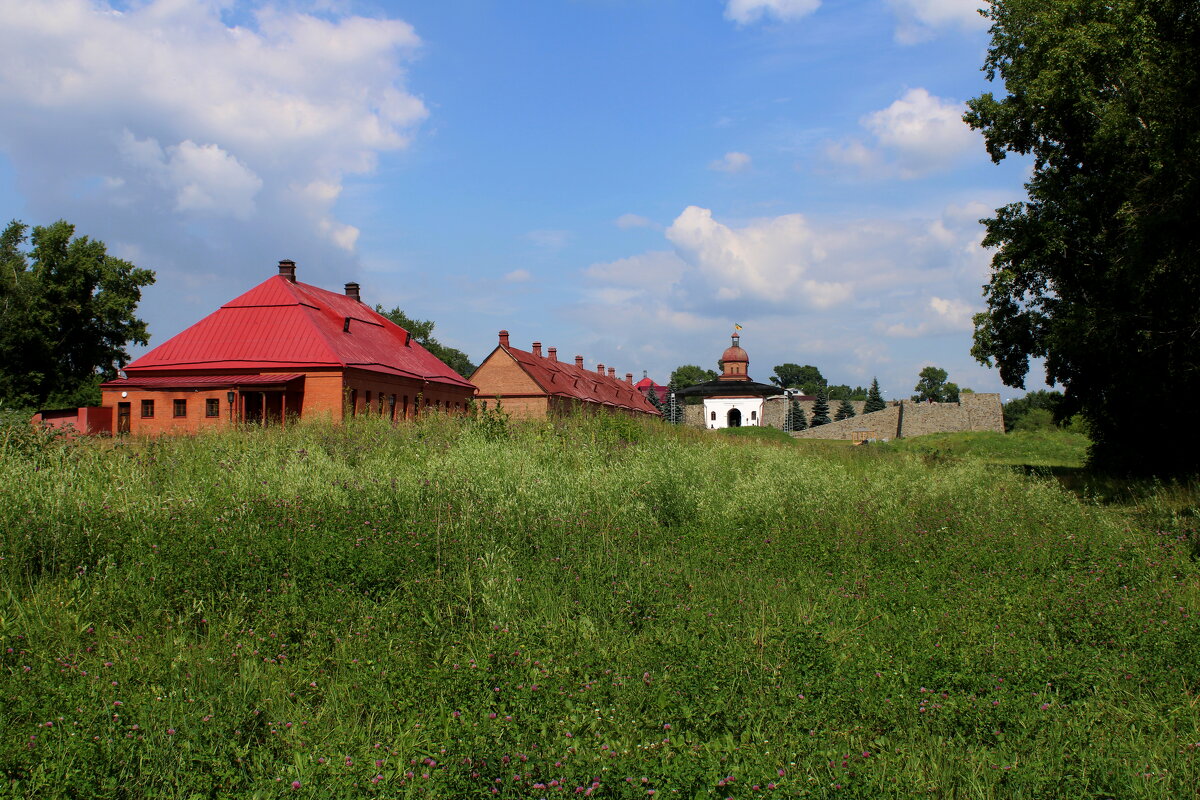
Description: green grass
881,429,1091,469
1,414,1198,798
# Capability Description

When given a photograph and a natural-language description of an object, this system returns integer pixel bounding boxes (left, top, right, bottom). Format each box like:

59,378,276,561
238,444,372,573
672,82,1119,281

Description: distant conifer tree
863,377,886,414
645,385,663,414
835,398,856,421
810,386,831,426
789,397,808,431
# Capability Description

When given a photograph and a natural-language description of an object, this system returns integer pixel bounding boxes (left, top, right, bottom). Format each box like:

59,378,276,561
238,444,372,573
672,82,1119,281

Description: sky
0,0,1041,401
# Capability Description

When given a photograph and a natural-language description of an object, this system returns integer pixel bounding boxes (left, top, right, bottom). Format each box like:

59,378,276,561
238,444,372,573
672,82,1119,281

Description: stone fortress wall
787,392,1005,440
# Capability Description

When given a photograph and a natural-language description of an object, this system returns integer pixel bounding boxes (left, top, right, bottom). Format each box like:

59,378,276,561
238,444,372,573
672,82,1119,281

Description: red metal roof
122,276,474,389
102,374,305,388
500,345,660,415
634,376,668,403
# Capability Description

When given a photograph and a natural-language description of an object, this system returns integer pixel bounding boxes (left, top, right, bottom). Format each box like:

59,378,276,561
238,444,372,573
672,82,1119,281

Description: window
348,389,357,416
365,390,372,414
710,410,716,421
141,399,155,418
205,398,220,418
402,395,409,418
388,394,396,420
751,409,757,420
173,399,187,418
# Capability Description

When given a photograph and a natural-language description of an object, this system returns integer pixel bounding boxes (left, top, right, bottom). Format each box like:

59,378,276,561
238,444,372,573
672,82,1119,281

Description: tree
0,220,154,409
644,383,664,414
964,0,1200,474
665,380,684,424
1002,389,1064,431
827,384,867,401
834,398,856,422
787,398,808,431
770,363,825,394
810,385,831,426
911,366,960,403
375,306,476,378
863,378,886,414
669,365,717,389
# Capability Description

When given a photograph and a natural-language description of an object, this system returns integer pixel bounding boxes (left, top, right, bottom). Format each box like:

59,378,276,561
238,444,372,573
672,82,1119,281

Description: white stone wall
702,397,765,429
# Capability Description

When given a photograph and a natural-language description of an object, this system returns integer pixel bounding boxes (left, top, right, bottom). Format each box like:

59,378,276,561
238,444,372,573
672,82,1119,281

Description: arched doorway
727,407,742,427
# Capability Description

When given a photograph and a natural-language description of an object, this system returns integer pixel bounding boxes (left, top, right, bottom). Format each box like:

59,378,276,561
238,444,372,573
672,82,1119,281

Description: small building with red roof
634,372,668,405
98,260,475,434
469,331,660,419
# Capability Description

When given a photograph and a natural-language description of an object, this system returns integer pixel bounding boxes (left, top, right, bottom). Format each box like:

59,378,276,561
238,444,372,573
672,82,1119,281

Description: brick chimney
597,363,605,375
575,355,584,367
548,347,558,362
608,367,616,378
344,282,361,302
532,342,542,357
499,330,510,348
278,259,296,282
626,373,633,384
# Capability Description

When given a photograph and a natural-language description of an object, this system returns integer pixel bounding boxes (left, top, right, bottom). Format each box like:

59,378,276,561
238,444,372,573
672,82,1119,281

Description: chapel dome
722,343,749,363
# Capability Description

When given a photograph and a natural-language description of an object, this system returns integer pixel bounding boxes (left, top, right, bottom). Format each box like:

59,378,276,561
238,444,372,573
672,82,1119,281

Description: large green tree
911,366,960,403
965,0,1200,474
770,363,825,394
0,220,154,409
669,364,717,389
375,306,476,379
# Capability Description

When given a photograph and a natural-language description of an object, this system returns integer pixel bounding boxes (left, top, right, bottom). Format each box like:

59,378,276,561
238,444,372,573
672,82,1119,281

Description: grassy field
1,414,1198,798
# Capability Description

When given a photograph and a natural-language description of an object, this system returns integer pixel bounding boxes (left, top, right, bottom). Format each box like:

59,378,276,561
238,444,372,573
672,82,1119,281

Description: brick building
97,260,475,434
469,331,660,419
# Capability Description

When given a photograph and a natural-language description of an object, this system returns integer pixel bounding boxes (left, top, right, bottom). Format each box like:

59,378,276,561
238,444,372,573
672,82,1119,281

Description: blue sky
0,0,1039,400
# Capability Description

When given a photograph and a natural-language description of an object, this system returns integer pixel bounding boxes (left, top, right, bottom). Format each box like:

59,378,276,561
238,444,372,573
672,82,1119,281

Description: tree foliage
964,0,1200,474
827,384,867,401
670,364,717,389
0,220,154,409
785,398,807,431
375,306,476,379
770,363,825,394
863,378,886,414
809,385,831,427
911,366,960,403
834,398,857,422
1003,389,1064,431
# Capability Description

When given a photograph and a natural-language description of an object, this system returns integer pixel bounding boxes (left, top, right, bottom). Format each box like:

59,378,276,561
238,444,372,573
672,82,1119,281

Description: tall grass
1,413,1197,798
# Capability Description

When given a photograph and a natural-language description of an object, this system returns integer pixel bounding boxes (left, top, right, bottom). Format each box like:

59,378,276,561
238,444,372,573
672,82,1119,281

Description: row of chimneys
278,259,361,302
498,330,636,384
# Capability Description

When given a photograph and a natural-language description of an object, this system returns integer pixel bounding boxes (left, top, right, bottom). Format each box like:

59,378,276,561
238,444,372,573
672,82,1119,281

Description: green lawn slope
1,414,1196,798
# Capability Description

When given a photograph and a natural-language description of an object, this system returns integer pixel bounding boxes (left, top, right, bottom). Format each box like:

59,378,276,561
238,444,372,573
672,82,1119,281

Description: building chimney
575,355,584,368
597,363,605,375
608,367,616,378
626,373,633,384
344,282,361,302
532,342,542,357
499,330,510,348
548,347,558,362
278,259,296,282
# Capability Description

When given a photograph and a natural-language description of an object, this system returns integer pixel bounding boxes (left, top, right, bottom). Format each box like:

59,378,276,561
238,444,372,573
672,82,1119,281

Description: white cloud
584,251,687,293
887,0,988,44
826,88,979,178
504,269,532,283
0,0,427,323
724,0,821,25
578,202,998,389
708,151,753,173
120,133,263,219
